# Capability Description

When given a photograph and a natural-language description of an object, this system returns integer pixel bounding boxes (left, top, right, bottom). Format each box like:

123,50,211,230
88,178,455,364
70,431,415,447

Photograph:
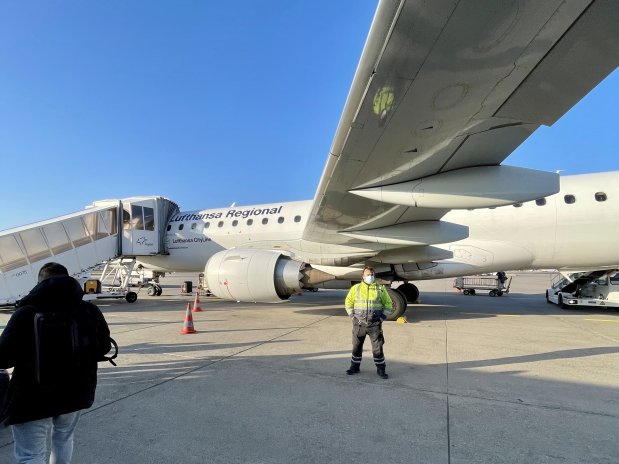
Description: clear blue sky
1,1,617,231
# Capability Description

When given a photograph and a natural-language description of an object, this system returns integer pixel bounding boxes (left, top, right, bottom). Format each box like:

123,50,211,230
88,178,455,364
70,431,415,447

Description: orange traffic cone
180,303,197,334
192,292,203,312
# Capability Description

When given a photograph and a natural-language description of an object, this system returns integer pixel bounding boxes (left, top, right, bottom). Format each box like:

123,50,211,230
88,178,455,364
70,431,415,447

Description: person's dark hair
38,262,69,283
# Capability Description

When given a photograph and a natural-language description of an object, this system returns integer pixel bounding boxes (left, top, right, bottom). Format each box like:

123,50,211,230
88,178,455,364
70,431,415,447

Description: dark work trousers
351,319,385,367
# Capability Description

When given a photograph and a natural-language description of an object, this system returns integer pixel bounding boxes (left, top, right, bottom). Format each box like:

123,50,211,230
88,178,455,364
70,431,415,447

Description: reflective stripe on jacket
345,283,393,322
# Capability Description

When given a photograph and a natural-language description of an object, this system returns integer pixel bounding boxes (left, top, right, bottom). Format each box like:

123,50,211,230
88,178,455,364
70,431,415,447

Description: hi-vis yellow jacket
345,282,393,322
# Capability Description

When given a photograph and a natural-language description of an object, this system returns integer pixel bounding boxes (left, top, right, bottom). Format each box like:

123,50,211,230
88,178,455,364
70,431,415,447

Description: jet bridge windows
127,205,155,231
144,207,155,231
19,228,52,263
0,235,28,272
42,222,73,255
64,216,92,247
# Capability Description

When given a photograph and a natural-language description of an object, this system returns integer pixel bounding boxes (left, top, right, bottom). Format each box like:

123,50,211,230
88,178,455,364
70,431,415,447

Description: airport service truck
546,271,619,309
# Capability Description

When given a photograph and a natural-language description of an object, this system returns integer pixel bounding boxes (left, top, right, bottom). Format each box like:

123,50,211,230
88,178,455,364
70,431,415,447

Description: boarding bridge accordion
0,197,179,305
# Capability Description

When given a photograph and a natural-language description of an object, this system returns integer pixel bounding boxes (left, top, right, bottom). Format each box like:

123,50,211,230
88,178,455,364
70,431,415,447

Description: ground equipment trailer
454,275,511,297
546,271,619,309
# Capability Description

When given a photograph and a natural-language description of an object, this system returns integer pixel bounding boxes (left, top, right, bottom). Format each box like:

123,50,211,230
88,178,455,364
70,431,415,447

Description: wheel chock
396,316,408,324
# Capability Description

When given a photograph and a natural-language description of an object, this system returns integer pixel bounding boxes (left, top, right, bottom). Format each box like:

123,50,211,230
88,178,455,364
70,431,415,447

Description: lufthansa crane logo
136,237,147,245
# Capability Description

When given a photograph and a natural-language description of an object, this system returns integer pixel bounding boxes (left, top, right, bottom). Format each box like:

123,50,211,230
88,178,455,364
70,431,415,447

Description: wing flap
304,0,619,249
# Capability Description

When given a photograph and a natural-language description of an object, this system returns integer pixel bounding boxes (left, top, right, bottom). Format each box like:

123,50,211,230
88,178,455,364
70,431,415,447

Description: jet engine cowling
204,249,332,303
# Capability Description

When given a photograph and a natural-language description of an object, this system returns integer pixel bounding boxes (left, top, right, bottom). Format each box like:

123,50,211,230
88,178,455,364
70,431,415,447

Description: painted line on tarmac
460,312,521,317
583,318,619,323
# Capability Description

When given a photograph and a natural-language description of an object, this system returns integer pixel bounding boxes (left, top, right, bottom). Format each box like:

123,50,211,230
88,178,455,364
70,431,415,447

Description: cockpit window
179,224,184,231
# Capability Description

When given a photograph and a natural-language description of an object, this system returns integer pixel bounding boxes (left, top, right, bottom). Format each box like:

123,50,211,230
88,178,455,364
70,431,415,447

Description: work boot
346,362,360,375
376,365,388,379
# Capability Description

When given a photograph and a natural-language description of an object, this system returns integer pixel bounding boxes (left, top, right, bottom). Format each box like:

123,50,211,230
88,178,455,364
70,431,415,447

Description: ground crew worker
345,266,393,379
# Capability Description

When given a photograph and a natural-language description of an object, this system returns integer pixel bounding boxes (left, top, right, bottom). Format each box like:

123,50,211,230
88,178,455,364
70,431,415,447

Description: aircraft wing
302,0,619,252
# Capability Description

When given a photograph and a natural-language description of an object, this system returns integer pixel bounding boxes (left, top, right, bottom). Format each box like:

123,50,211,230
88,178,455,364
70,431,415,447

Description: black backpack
33,308,117,386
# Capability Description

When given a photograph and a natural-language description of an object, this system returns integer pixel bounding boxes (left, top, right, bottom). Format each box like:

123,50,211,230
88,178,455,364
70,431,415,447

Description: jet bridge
0,196,178,305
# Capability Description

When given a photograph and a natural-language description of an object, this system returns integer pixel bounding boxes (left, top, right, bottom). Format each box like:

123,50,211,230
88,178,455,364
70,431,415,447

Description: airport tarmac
0,272,618,463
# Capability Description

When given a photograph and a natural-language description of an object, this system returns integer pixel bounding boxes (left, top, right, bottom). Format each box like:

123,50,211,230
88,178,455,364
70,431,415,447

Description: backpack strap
99,337,118,366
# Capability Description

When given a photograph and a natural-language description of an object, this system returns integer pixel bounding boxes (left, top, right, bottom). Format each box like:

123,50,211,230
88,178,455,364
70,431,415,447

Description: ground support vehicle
546,271,619,309
453,275,511,297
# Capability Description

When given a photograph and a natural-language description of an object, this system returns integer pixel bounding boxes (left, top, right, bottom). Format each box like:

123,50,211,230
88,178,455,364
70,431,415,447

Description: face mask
363,275,375,285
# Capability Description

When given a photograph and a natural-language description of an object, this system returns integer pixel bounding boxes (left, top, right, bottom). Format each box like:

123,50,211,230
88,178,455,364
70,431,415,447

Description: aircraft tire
385,287,407,321
125,291,138,303
397,282,420,303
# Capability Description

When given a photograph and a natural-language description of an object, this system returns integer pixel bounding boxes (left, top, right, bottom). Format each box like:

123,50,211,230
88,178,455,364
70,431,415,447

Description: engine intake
204,249,332,303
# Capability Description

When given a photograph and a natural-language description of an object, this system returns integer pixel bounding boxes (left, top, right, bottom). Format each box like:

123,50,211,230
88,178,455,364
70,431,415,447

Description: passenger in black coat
0,262,111,462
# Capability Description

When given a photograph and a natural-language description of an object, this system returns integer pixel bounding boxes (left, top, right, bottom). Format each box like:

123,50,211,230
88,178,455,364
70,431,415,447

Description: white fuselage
138,172,619,279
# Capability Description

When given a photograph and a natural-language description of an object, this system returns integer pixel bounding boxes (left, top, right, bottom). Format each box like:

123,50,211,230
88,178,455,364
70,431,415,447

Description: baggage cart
453,275,512,297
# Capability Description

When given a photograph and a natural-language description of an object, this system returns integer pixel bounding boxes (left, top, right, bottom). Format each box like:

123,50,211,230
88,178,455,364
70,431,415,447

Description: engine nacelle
204,249,307,303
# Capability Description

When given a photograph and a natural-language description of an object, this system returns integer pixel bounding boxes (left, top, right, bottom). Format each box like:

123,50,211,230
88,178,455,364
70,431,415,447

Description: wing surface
303,0,619,249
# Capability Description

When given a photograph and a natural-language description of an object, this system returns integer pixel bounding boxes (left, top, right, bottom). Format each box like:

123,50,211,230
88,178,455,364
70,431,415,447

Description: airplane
2,1,619,315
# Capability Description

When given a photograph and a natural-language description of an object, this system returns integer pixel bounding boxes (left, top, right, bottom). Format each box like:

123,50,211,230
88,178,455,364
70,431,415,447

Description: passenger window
595,192,607,202
179,224,184,231
564,195,576,204
166,225,171,231
247,219,253,226
191,223,197,230
278,217,284,224
294,215,301,223
262,218,268,225
218,221,224,228
535,198,546,206
232,220,238,227
205,222,210,229
513,202,522,208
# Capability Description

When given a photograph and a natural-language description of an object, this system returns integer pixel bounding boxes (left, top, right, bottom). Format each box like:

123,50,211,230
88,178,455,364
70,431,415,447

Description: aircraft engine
204,249,333,303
